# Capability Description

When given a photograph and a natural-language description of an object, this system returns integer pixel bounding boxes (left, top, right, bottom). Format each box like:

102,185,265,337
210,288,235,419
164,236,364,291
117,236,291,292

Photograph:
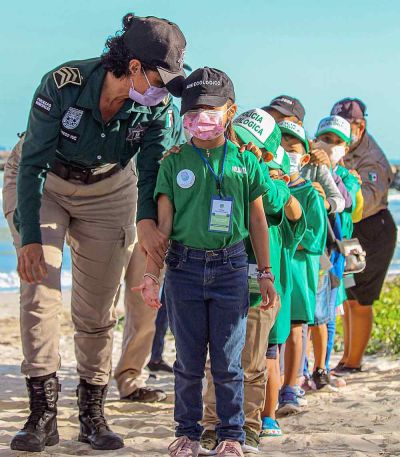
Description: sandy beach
0,292,399,457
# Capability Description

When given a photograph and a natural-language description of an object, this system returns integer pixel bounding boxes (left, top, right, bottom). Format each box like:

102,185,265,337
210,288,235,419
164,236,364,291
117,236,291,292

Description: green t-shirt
247,165,291,308
289,180,327,323
155,140,268,249
269,212,307,344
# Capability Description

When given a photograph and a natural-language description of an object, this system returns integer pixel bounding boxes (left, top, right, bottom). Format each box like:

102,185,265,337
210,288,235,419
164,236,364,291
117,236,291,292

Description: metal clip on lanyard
191,139,228,196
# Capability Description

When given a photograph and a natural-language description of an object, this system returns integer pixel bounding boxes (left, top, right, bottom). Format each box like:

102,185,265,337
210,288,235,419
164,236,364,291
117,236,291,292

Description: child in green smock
260,147,307,437
276,120,328,416
314,115,363,373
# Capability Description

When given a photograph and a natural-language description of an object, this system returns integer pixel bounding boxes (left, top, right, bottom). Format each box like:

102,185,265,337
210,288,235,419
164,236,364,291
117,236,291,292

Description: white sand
0,292,399,457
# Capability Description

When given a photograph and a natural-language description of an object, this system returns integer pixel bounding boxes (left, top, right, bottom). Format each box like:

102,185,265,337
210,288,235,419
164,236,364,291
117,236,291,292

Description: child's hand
349,169,362,185
258,278,278,310
311,181,330,210
132,276,161,309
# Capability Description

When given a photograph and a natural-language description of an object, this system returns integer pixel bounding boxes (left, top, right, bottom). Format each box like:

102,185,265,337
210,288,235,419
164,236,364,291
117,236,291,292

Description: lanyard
191,139,228,196
288,176,303,188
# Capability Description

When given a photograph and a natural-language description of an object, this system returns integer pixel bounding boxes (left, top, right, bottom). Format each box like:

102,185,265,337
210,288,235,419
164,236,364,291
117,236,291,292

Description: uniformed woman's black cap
123,15,186,97
180,67,235,115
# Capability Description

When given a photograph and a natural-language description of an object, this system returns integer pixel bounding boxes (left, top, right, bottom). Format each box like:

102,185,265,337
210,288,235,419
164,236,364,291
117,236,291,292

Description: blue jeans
326,287,339,371
164,240,249,443
150,291,169,363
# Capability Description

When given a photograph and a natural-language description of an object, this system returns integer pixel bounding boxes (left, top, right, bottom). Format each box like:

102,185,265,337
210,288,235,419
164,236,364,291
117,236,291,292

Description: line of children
137,70,364,455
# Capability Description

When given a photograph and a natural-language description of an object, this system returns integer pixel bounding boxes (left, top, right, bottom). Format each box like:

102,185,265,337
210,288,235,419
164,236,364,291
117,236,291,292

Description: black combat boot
10,375,60,452
77,379,124,450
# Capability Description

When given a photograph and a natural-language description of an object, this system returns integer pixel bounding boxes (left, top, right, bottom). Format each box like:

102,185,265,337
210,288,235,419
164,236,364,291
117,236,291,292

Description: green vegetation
335,278,400,355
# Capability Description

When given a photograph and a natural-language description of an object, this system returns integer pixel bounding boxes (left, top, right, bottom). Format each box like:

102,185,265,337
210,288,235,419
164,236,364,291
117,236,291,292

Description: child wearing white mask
276,121,328,414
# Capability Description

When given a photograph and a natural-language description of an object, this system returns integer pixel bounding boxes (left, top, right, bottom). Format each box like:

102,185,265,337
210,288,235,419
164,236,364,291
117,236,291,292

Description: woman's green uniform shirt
154,140,268,250
15,58,175,246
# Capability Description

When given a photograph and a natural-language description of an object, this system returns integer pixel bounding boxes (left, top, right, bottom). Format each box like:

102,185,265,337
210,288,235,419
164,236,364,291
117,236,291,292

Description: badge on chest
126,123,146,145
209,196,234,233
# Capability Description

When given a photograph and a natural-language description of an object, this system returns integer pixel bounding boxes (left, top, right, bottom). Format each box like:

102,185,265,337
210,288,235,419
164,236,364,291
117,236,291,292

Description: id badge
208,195,233,233
248,263,259,293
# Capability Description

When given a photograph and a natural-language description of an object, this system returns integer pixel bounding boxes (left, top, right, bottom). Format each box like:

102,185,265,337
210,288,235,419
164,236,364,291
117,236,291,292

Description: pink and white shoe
169,436,200,457
215,440,244,457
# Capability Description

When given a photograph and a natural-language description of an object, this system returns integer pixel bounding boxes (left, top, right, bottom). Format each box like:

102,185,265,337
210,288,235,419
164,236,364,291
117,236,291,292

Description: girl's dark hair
226,99,239,145
101,13,157,78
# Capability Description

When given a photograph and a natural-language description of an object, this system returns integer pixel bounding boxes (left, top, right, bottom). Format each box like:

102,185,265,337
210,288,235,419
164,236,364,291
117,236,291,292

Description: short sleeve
154,156,174,204
246,154,269,202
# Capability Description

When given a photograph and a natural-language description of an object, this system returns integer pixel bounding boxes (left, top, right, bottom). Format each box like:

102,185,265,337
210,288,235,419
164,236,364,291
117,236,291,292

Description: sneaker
242,427,259,453
276,385,302,417
216,440,244,457
311,368,338,392
199,430,218,455
147,359,174,373
260,417,282,437
169,436,200,457
293,384,308,406
122,387,167,403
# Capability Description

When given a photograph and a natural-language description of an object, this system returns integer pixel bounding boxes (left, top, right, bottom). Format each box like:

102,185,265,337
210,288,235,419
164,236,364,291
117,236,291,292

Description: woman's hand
17,243,48,284
349,169,362,185
161,145,182,160
239,142,263,160
132,275,161,309
137,219,168,269
258,278,278,310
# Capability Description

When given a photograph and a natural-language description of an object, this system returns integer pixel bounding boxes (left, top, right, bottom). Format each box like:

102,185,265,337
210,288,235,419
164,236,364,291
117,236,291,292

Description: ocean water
0,172,399,291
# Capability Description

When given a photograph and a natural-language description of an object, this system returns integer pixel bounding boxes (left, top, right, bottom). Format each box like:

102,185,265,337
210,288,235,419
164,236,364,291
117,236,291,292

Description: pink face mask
183,110,226,140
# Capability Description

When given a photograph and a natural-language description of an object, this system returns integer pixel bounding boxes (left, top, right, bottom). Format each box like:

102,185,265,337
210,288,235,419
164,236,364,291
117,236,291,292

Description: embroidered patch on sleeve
34,94,53,114
53,67,82,89
368,171,378,182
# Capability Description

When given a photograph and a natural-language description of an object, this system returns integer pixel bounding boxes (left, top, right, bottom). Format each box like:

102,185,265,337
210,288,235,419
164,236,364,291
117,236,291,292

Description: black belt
51,160,122,184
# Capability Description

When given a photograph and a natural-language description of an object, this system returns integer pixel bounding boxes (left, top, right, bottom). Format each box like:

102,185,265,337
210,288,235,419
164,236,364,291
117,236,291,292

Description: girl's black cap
123,15,187,97
180,67,235,115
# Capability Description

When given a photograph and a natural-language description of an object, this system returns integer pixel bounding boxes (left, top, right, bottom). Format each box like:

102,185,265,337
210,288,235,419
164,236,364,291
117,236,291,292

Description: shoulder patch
53,67,82,89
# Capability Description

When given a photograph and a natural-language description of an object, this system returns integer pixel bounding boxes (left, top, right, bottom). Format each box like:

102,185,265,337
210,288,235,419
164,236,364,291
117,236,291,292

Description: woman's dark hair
101,13,157,78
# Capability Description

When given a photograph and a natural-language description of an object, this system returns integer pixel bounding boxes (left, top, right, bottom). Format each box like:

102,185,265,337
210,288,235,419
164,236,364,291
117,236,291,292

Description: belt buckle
206,250,218,258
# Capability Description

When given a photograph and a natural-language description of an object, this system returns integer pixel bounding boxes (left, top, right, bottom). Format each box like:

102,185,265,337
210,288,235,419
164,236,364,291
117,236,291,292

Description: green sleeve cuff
136,204,157,223
20,223,42,246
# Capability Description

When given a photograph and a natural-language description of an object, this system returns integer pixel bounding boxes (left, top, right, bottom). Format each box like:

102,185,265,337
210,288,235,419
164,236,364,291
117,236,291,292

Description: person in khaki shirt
330,98,397,376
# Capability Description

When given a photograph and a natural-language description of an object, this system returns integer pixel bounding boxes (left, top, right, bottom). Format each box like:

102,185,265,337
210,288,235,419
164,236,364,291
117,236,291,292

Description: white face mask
287,152,303,175
330,145,346,166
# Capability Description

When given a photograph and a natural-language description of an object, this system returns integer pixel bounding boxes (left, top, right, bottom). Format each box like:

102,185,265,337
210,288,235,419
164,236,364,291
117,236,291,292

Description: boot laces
23,383,48,431
86,388,109,431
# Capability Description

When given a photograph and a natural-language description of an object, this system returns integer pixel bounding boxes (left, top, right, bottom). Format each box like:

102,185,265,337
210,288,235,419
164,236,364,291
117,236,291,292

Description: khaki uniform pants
6,164,137,385
202,301,280,434
114,242,159,398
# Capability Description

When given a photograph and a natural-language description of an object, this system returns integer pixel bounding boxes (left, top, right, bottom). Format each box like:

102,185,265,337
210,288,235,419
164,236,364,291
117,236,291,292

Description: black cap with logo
330,98,367,121
123,15,187,96
264,95,306,122
180,67,235,115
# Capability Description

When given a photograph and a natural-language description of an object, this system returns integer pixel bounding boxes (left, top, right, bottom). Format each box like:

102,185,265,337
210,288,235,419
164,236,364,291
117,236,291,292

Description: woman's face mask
183,109,226,141
129,69,169,107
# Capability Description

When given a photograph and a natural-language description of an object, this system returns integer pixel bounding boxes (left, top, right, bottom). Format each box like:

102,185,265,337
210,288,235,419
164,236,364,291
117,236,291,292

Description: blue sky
1,0,399,160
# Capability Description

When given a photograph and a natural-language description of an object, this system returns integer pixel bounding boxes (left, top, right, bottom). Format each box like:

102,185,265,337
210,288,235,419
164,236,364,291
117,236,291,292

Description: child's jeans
164,240,249,443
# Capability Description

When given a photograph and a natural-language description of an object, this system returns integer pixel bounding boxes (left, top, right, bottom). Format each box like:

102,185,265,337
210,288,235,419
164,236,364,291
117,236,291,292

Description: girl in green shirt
135,68,277,457
277,121,328,416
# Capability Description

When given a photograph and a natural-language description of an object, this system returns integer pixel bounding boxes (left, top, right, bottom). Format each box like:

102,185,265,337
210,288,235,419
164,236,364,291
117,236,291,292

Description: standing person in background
7,14,187,452
330,98,397,375
147,103,186,375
